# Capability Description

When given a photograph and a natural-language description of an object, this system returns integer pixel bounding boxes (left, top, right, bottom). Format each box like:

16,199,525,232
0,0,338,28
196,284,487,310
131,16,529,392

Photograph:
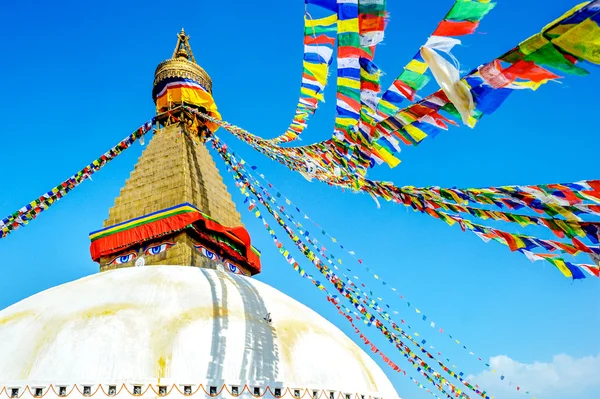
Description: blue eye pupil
119,255,130,263
151,246,161,254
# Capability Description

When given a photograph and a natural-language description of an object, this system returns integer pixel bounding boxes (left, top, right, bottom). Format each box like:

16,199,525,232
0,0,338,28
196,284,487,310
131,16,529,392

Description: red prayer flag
393,79,416,101
503,60,561,82
587,180,600,191
573,237,593,253
496,230,521,251
407,104,435,119
337,93,362,111
433,20,479,36
361,80,380,92
553,241,581,255
338,46,363,58
304,35,336,46
360,15,385,33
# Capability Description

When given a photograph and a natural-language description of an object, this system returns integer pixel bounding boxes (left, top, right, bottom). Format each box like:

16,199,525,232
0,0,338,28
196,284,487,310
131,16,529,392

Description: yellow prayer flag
360,68,380,82
404,124,427,142
446,190,464,205
336,117,358,127
553,18,600,64
546,23,577,36
512,80,547,91
377,99,399,114
551,258,573,278
300,87,325,101
467,115,478,128
305,14,338,28
519,33,550,55
304,62,329,84
338,18,359,33
337,77,361,90
442,215,457,227
405,59,429,74
372,143,401,168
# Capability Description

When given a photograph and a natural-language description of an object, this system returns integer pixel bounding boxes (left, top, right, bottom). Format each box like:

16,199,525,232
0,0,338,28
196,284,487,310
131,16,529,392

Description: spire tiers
98,124,247,273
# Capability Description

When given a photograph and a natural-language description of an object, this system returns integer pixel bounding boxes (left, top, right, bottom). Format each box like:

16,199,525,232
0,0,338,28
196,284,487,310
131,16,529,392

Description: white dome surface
0,267,398,399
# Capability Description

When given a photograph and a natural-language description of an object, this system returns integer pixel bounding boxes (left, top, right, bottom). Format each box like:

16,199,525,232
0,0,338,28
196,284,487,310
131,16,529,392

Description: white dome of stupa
0,266,399,399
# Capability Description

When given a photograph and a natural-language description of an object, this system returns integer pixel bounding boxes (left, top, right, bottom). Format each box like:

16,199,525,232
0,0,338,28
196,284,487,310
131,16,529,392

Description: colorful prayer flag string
194,106,600,280
268,2,338,143
213,2,600,192
213,134,507,399
0,120,155,239
213,141,458,399
373,1,600,160
241,162,538,396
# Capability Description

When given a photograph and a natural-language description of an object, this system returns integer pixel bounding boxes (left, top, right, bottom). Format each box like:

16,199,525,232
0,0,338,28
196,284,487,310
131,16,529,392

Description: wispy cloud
468,353,600,398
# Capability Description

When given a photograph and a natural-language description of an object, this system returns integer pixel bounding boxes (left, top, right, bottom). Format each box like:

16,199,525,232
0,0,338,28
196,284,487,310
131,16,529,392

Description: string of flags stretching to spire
211,134,534,398
196,109,600,280
240,163,523,372
214,139,477,399
228,154,527,385
0,120,155,240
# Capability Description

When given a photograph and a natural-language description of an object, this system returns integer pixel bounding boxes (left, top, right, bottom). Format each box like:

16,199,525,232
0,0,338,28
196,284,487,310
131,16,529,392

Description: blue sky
1,0,599,398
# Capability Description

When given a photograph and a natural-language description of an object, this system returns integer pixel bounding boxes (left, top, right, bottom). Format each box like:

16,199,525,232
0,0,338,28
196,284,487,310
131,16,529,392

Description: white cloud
467,353,600,399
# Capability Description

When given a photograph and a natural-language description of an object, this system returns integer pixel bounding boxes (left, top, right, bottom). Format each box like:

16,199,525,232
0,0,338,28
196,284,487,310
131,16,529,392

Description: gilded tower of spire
93,29,258,276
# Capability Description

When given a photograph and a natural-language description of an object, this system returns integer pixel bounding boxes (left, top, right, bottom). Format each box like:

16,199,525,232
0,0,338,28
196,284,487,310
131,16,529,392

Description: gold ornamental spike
172,28,196,63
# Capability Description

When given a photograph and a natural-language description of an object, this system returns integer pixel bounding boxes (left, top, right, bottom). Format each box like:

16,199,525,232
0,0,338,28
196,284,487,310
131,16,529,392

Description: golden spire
96,30,251,274
153,28,213,95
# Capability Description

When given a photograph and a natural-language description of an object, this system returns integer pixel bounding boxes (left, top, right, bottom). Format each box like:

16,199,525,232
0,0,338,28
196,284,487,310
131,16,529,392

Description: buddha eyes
227,262,243,275
108,252,137,265
193,244,246,276
144,241,175,256
195,244,217,260
202,247,217,260
107,242,175,266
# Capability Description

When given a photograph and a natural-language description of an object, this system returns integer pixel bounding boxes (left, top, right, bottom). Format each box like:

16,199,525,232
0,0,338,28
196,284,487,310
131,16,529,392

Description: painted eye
108,252,137,265
144,241,175,256
227,261,246,275
194,244,217,260
227,262,239,274
201,247,217,260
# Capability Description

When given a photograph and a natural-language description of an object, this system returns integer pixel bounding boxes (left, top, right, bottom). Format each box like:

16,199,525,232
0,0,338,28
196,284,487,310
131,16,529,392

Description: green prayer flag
338,32,361,47
525,43,589,75
446,1,496,22
399,69,430,90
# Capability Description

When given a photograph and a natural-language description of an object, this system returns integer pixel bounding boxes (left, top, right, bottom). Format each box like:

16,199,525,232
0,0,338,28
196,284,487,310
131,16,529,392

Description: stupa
0,30,399,399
